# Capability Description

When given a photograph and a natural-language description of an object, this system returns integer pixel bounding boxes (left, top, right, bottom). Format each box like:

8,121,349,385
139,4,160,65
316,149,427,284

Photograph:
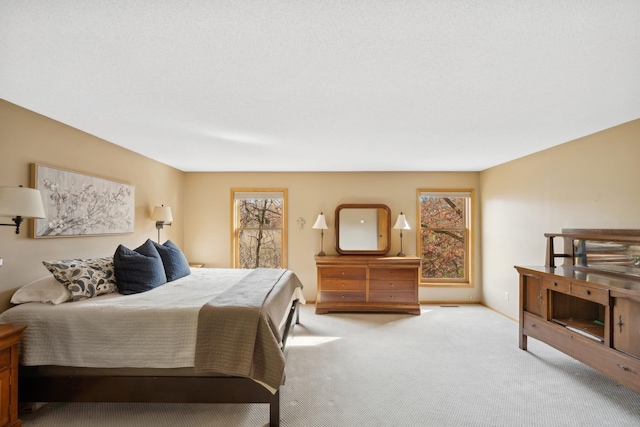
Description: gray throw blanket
194,268,301,392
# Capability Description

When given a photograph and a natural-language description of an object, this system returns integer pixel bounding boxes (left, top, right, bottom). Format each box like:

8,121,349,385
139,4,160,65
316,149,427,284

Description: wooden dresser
315,255,421,314
516,229,640,395
0,324,26,427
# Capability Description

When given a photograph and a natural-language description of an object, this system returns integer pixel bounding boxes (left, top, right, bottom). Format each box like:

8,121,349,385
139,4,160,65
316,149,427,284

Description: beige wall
480,119,640,320
1,99,483,310
183,172,481,303
5,97,637,317
0,99,184,310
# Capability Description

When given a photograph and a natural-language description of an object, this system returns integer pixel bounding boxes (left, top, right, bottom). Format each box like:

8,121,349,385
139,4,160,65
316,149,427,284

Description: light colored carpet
21,304,640,426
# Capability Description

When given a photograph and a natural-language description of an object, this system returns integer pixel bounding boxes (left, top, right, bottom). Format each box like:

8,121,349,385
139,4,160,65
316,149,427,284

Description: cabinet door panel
523,274,544,317
613,297,640,358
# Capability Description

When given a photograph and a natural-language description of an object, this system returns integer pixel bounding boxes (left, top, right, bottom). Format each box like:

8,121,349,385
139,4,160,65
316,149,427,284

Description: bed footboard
19,299,301,427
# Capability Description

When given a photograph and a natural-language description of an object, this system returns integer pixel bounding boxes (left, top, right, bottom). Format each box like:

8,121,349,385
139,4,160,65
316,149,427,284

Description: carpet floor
20,304,640,426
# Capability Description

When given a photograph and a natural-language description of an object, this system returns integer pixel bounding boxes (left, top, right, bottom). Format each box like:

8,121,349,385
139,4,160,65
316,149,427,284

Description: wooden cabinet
517,228,640,395
0,324,25,427
315,255,420,314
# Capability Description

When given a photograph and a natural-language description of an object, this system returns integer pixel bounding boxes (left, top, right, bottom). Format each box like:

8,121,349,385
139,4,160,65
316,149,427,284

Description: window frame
416,189,473,287
230,188,288,269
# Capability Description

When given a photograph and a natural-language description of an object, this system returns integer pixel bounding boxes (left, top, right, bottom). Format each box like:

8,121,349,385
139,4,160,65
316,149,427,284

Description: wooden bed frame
19,299,301,427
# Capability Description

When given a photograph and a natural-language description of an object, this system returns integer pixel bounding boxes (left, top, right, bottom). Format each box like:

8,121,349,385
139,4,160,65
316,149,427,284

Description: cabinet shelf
552,318,604,342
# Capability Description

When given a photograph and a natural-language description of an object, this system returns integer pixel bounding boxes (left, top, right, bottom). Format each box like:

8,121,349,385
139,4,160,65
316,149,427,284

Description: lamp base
317,251,326,257
396,252,406,257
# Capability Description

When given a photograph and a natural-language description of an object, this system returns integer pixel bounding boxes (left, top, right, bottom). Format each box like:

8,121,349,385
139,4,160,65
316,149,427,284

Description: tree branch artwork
32,164,135,238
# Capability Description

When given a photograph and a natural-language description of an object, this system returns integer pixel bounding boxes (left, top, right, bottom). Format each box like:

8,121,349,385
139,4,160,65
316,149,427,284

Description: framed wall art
31,164,135,238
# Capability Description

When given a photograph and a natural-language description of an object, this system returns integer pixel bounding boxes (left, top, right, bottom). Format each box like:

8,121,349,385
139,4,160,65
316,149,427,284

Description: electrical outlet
504,292,509,301
0,258,3,267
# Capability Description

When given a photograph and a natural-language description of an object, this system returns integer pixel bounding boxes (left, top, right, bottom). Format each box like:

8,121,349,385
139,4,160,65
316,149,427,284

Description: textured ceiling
2,1,639,172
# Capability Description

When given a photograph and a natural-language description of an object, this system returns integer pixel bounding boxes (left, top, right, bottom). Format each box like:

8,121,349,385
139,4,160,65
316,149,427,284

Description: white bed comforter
0,268,304,369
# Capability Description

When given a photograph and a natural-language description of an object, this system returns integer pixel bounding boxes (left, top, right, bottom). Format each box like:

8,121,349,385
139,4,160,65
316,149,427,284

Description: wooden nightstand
0,324,26,427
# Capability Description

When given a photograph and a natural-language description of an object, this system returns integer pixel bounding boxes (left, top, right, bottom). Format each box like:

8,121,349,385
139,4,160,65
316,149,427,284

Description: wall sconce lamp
393,212,411,257
0,186,46,235
312,212,329,256
151,205,173,243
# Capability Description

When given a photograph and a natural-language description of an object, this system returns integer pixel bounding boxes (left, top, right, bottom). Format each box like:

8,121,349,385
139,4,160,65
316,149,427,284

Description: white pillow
11,275,72,305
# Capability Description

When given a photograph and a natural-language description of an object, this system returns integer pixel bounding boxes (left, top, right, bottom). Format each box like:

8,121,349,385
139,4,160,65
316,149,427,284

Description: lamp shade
0,186,46,219
312,213,328,230
151,205,173,222
393,212,410,230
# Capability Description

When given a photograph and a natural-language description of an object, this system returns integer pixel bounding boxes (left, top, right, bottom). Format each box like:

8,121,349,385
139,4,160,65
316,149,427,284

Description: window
231,189,287,269
418,190,472,285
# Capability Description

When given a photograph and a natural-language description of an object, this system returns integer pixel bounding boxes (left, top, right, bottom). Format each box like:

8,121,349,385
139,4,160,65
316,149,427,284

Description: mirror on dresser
335,203,391,255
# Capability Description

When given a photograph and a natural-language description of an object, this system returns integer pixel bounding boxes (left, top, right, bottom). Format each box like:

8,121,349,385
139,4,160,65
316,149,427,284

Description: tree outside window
418,190,472,284
232,189,287,269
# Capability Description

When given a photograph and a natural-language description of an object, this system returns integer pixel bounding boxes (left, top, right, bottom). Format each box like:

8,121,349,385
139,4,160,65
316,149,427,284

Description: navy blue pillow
153,240,191,282
114,239,167,294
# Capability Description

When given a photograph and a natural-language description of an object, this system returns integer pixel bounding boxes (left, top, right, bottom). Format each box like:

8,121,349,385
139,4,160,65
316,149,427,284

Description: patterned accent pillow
43,257,118,301
153,240,191,282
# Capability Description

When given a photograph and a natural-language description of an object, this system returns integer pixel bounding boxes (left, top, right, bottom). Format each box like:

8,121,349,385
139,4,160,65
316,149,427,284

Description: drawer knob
390,283,394,287
584,290,591,296
552,282,558,286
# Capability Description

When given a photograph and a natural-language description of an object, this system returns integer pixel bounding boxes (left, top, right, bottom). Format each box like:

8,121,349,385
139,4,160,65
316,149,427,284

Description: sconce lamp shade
151,205,173,222
312,213,328,230
393,213,410,230
0,186,46,234
151,205,173,243
0,186,46,219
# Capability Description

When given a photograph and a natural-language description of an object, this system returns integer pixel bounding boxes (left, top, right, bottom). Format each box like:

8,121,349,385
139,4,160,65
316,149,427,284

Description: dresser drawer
597,350,640,394
320,267,366,280
571,283,609,305
369,279,415,292
369,268,416,281
542,276,570,293
321,278,366,291
320,291,366,303
369,291,416,304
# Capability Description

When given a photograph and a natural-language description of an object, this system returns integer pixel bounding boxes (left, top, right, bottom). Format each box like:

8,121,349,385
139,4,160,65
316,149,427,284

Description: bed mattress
0,268,304,370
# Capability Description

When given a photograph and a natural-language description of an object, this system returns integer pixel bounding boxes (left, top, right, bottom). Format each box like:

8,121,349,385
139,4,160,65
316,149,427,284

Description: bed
0,251,305,427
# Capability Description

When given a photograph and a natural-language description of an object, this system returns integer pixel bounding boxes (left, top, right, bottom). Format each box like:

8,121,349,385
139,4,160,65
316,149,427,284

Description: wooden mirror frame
335,204,391,255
